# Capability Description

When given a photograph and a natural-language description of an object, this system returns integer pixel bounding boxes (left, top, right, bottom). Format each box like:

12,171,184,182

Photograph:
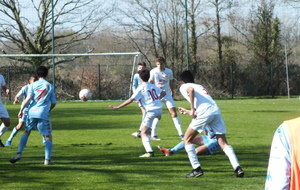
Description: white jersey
0,74,6,102
131,82,163,112
179,83,219,116
265,123,291,190
149,67,173,93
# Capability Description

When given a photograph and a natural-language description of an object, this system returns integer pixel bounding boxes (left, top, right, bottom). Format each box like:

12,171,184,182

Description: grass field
0,98,299,190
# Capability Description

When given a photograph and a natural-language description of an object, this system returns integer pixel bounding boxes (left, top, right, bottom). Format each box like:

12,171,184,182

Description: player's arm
13,88,24,104
169,79,175,97
186,86,196,118
159,90,166,99
1,85,9,95
108,98,134,110
18,94,32,118
49,103,56,112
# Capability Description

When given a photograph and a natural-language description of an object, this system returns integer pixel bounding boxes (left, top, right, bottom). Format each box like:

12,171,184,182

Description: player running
10,66,57,165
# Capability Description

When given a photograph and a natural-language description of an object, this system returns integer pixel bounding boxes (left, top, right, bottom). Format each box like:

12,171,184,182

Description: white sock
142,137,153,153
185,144,201,169
172,116,183,135
0,123,8,137
151,118,160,137
223,145,240,170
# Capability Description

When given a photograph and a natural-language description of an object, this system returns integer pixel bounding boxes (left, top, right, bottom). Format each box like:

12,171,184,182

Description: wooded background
0,0,299,100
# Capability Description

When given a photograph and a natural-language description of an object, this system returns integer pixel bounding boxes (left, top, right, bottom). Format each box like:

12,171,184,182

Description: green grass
0,98,299,190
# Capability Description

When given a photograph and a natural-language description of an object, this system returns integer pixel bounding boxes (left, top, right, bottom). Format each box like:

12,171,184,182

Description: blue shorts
202,135,221,155
19,110,28,122
25,118,52,136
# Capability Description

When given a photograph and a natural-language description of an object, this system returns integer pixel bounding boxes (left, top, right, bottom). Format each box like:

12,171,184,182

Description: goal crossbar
0,52,141,57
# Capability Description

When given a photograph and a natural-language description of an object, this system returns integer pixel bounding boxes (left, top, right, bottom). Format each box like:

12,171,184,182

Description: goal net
0,52,141,101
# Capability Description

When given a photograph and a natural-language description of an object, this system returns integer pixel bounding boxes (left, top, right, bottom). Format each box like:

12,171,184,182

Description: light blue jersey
132,73,141,92
171,126,220,155
16,84,31,121
27,79,56,120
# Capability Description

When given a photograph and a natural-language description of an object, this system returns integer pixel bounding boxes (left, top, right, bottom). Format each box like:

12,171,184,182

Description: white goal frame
0,52,141,99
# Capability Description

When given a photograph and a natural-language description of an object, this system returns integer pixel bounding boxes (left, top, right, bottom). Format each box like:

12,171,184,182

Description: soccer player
0,74,11,147
158,126,220,156
149,57,184,140
179,70,244,178
265,117,300,190
6,75,38,146
109,68,166,157
10,66,57,165
131,62,147,138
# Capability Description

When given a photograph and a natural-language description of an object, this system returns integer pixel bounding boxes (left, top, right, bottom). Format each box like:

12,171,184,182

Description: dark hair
180,70,195,83
36,66,48,78
30,74,38,81
137,62,146,67
138,68,150,82
156,57,166,64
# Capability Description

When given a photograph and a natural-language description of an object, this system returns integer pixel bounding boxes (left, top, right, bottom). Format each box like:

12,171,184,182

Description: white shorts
0,103,9,118
189,113,226,134
161,93,176,109
142,109,162,128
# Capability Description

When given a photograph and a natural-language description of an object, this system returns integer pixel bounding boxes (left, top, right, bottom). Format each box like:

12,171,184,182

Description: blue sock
7,127,19,141
17,135,28,153
171,141,185,154
44,140,53,160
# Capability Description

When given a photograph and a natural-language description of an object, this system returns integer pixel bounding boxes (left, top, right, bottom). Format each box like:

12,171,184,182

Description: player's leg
150,117,161,140
38,119,55,165
211,115,244,177
158,135,206,156
165,96,184,139
131,105,145,138
0,104,11,147
140,125,154,157
6,121,24,146
184,127,203,178
10,130,31,164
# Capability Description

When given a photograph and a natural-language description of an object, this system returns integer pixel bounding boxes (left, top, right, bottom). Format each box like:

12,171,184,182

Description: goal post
0,52,141,101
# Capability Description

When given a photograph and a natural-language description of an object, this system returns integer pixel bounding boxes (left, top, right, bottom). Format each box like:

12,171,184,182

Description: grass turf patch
0,98,299,189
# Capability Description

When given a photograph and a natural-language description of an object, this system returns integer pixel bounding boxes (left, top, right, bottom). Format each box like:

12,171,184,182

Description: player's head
180,70,195,83
137,62,146,71
29,74,38,84
138,68,150,82
156,57,166,71
36,66,48,78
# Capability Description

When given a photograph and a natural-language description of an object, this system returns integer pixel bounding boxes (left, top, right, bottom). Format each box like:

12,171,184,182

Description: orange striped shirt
284,117,300,190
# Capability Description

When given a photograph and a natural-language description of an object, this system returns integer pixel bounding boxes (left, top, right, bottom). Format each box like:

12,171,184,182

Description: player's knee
3,119,10,127
169,111,177,118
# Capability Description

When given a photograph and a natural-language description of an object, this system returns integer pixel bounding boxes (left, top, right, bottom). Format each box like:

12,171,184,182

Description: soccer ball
79,89,92,100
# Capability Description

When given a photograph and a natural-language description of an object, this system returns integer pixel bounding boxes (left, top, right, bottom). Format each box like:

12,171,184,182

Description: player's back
28,79,56,120
137,82,163,111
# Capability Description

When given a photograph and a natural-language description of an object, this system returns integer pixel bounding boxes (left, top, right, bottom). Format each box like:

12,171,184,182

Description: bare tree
0,0,114,67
